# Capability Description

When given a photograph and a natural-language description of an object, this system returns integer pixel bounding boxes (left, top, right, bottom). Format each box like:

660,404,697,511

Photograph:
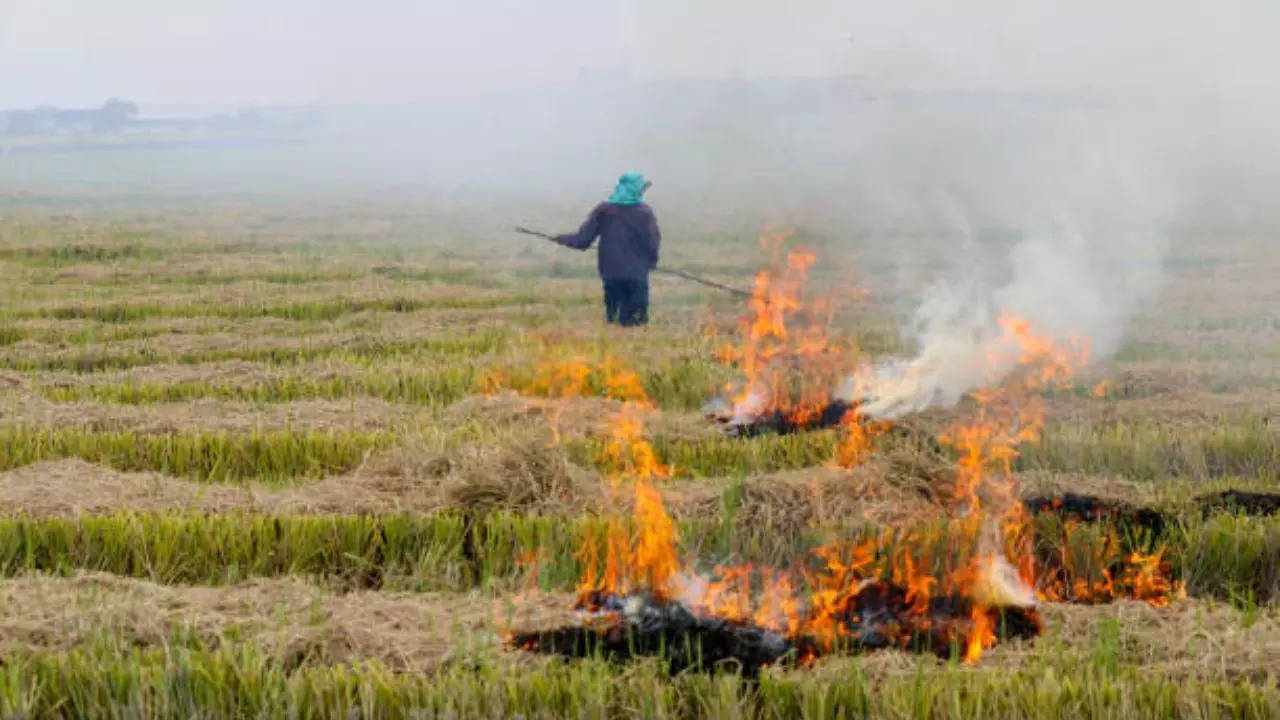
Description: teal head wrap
607,171,650,205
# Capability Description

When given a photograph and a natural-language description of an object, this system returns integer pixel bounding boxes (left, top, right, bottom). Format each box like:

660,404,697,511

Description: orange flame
834,404,892,469
719,232,841,423
715,231,886,466
632,480,680,594
964,606,995,664
576,480,679,601
529,355,595,398
596,402,672,482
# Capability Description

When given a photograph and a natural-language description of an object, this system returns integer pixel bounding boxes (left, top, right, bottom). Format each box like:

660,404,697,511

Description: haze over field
2,1,1275,213
3,1,1279,392
5,1,1279,102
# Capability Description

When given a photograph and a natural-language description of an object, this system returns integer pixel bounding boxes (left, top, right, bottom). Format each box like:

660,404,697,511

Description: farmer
553,171,660,327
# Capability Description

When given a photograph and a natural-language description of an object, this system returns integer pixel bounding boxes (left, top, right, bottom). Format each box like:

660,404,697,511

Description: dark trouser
602,276,649,326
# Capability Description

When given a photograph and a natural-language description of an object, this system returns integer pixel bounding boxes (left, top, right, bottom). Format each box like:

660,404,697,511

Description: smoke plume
847,110,1177,419
853,226,1168,418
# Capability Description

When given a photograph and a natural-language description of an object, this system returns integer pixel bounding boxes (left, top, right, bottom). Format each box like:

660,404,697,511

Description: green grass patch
1174,513,1280,602
491,353,731,412
42,366,478,408
0,427,388,484
43,354,715,410
0,511,815,589
0,513,471,588
372,264,506,288
109,267,367,287
22,323,173,345
0,511,1178,596
1022,416,1280,481
1,328,512,373
641,356,734,411
0,325,23,347
1114,340,1280,364
0,640,1273,718
0,240,165,265
22,292,592,324
21,265,367,288
38,297,421,324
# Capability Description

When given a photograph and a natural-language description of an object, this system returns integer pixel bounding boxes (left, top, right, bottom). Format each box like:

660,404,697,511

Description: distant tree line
0,99,140,136
0,99,328,138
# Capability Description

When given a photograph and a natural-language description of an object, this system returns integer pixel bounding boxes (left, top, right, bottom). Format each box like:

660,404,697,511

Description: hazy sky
2,1,1277,107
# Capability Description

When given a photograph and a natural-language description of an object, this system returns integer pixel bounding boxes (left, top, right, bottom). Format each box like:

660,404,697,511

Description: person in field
553,171,661,327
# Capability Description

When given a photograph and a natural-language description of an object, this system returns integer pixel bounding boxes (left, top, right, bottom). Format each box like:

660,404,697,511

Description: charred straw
511,583,1040,675
1022,489,1280,537
708,400,857,437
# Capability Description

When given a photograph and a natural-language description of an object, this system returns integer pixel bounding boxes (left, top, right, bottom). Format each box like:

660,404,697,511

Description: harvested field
0,573,1275,680
0,207,1278,717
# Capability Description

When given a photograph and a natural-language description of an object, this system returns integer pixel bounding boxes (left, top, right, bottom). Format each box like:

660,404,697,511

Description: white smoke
851,222,1168,419
843,106,1177,420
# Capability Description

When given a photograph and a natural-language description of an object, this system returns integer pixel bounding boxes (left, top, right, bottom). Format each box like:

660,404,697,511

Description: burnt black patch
825,581,1041,659
510,586,1041,674
510,593,792,676
1022,492,1166,536
714,400,855,438
1196,490,1280,517
1024,488,1280,536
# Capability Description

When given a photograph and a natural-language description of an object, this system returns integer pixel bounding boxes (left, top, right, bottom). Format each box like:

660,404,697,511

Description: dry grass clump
358,431,603,516
665,466,946,535
0,571,574,673
878,441,957,503
448,392,720,443
441,440,602,514
40,359,291,392
1046,600,1280,681
0,459,252,516
0,458,456,516
1099,365,1202,398
0,372,29,391
445,392,614,439
1015,470,1159,507
1,389,415,434
0,454,943,529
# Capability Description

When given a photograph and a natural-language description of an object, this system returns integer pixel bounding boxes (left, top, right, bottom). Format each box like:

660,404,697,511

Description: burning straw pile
504,234,1184,674
511,523,1048,675
703,233,871,441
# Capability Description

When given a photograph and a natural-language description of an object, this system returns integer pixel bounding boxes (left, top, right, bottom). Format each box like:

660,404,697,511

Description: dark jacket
554,202,660,280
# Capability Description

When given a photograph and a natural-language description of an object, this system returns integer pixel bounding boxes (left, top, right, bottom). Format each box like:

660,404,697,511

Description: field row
0,617,1269,712
20,357,1223,409
1,293,600,325
0,417,1277,483
16,355,726,412
0,329,516,373
0,511,1269,600
0,634,1271,719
